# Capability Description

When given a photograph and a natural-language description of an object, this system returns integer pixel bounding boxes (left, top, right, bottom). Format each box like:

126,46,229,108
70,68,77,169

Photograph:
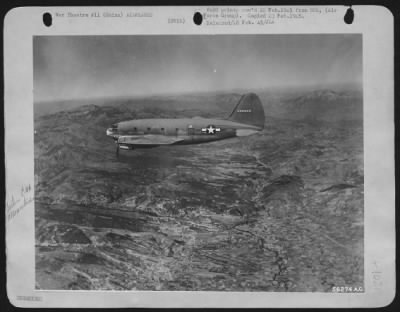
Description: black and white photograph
33,34,364,292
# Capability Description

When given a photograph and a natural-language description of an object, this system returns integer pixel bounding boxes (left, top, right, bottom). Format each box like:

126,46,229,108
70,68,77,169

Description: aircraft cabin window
147,127,151,131
133,127,137,131
161,128,165,131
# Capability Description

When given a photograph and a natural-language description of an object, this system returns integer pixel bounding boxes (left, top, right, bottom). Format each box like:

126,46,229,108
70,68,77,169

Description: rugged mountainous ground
35,89,364,291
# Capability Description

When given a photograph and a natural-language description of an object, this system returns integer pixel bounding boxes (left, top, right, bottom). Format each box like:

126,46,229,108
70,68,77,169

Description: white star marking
202,125,221,134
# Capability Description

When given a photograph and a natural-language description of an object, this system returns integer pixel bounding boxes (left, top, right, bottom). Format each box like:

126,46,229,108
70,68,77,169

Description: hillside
35,88,363,122
258,89,362,121
34,89,364,291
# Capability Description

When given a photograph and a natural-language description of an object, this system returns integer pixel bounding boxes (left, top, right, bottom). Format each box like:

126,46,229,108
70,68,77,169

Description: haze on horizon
33,35,362,102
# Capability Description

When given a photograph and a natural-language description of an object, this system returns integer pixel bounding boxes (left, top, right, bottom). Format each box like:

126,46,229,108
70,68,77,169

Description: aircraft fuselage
106,93,265,151
107,117,261,149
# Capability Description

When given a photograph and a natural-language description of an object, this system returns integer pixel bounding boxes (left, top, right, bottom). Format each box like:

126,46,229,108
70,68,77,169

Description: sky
33,34,362,102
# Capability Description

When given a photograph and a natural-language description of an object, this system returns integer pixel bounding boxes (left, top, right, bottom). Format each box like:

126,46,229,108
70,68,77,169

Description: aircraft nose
107,124,119,137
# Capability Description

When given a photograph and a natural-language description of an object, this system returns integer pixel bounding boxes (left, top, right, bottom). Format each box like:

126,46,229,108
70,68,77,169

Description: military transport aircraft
106,93,265,155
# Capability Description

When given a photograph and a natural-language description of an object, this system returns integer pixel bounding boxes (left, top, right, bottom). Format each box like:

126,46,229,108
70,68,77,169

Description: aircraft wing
118,135,184,146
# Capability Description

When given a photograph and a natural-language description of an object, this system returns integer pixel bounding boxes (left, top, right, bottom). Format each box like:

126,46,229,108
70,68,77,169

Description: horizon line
34,82,363,104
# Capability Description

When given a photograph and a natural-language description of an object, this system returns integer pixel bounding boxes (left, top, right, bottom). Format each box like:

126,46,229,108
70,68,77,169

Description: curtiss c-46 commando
106,93,265,155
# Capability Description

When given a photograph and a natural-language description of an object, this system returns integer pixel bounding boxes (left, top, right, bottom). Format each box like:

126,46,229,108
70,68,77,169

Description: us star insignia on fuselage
106,93,265,155
201,125,221,134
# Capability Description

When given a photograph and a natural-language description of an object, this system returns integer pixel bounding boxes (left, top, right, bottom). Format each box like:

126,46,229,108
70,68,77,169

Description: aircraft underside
115,132,237,155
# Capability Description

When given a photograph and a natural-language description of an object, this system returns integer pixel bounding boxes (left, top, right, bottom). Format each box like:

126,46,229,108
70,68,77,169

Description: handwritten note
6,184,33,222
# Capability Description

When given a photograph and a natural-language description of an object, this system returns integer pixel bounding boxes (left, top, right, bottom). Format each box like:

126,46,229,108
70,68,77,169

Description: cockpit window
111,124,118,130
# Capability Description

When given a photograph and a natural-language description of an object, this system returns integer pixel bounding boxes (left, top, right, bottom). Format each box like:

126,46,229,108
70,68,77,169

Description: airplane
106,93,265,156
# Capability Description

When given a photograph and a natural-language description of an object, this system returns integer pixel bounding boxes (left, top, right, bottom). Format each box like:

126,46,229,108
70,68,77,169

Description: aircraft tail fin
228,93,265,129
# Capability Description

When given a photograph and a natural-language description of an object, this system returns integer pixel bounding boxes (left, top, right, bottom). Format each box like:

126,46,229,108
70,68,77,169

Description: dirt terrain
34,88,364,291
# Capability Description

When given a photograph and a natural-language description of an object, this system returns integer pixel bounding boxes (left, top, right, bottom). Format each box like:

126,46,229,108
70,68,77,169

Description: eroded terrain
35,90,363,291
